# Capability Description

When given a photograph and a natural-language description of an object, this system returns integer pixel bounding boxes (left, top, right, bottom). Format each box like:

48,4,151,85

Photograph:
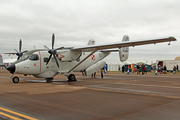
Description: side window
44,57,49,62
29,54,39,61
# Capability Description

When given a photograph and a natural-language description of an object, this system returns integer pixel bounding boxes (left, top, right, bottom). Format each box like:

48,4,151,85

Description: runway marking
0,106,38,120
85,84,173,95
0,111,22,120
115,82,180,89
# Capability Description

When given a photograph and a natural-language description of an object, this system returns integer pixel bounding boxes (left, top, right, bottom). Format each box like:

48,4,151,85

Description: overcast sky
0,0,179,64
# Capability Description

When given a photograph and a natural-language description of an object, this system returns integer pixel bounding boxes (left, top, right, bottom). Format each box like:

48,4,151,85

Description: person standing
173,66,176,74
91,72,96,78
163,65,167,74
131,64,135,73
128,65,131,73
118,65,120,71
137,64,140,74
142,64,145,75
105,64,108,73
122,65,125,73
101,67,104,78
176,65,179,73
144,66,147,74
158,65,162,74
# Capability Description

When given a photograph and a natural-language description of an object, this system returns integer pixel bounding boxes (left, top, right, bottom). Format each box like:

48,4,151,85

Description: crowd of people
83,63,179,78
158,64,178,74
120,63,179,75
119,64,147,75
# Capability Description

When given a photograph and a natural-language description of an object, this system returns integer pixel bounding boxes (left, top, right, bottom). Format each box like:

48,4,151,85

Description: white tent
123,61,132,65
108,63,123,71
3,58,16,64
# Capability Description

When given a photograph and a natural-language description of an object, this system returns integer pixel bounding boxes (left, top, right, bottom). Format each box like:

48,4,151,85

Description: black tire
68,74,77,81
12,77,19,83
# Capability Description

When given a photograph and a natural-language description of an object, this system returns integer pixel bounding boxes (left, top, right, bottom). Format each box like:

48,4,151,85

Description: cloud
0,0,179,63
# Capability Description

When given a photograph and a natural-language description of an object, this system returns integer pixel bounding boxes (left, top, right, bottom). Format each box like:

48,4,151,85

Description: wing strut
63,50,97,76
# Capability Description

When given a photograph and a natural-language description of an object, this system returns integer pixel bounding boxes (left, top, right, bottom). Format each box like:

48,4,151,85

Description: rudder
119,35,129,62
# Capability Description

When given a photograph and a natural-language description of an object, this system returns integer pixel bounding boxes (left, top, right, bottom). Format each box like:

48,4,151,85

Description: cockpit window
21,54,29,60
29,54,39,61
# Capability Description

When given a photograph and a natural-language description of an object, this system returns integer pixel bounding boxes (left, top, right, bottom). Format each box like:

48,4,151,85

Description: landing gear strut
12,76,19,83
45,78,54,83
68,74,77,82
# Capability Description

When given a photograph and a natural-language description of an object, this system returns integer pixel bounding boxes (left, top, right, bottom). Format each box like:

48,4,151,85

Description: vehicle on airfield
6,33,176,83
156,60,180,72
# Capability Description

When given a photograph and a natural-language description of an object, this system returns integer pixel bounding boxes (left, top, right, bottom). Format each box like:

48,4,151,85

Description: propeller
44,33,64,68
15,39,27,60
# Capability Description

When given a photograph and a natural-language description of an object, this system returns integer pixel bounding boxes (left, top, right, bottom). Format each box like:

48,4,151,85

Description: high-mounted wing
72,36,176,52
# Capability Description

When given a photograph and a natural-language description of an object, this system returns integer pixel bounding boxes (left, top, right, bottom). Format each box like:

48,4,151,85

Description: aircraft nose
7,64,15,74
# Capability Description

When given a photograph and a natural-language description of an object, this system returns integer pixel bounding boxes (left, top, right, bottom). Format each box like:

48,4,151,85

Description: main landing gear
68,74,77,82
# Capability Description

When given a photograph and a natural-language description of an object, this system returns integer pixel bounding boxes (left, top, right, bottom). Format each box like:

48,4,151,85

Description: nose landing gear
12,76,19,83
10,74,19,83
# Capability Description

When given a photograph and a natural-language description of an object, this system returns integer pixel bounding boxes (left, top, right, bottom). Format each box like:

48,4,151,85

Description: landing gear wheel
12,77,19,83
68,74,77,82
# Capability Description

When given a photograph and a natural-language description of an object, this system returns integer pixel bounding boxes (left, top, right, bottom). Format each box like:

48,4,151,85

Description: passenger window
44,57,49,62
29,54,39,61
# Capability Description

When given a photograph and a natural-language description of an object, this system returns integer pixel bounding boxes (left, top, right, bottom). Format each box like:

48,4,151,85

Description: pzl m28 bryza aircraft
6,34,176,83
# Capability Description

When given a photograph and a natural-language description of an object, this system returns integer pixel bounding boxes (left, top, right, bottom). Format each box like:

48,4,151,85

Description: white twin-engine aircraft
6,34,176,83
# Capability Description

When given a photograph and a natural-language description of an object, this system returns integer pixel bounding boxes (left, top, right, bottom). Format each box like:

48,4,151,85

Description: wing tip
169,36,177,41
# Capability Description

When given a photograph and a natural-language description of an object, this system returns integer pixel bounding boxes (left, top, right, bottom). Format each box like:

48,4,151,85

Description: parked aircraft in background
0,55,4,67
6,34,176,83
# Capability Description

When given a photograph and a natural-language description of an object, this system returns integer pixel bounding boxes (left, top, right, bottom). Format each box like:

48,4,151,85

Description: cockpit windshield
21,54,29,60
29,54,39,61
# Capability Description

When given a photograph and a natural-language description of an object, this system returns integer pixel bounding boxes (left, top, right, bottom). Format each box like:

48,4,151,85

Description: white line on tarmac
115,82,180,89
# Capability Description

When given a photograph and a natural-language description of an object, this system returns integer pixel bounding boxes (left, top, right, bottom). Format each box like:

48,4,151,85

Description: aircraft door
28,53,41,73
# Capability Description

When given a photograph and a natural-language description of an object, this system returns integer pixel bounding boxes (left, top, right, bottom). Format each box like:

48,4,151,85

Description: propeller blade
46,54,52,65
44,45,50,50
55,47,64,51
52,33,55,49
14,49,18,53
19,39,22,52
22,50,28,53
17,56,20,60
53,54,59,68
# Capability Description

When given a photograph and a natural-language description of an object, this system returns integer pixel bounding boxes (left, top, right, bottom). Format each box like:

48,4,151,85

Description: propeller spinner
44,33,64,68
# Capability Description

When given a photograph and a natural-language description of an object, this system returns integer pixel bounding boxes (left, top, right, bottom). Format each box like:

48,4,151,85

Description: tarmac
0,69,180,120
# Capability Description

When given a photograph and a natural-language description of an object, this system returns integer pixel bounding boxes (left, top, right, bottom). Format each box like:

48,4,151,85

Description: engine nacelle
119,35,129,62
85,61,106,76
57,50,82,62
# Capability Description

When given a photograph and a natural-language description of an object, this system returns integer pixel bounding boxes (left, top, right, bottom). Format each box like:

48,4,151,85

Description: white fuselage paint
15,51,110,78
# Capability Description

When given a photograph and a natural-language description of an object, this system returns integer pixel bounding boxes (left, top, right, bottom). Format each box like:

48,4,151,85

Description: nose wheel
12,76,19,83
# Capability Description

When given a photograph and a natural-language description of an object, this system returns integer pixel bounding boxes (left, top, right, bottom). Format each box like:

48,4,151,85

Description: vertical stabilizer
87,39,95,45
119,35,129,62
